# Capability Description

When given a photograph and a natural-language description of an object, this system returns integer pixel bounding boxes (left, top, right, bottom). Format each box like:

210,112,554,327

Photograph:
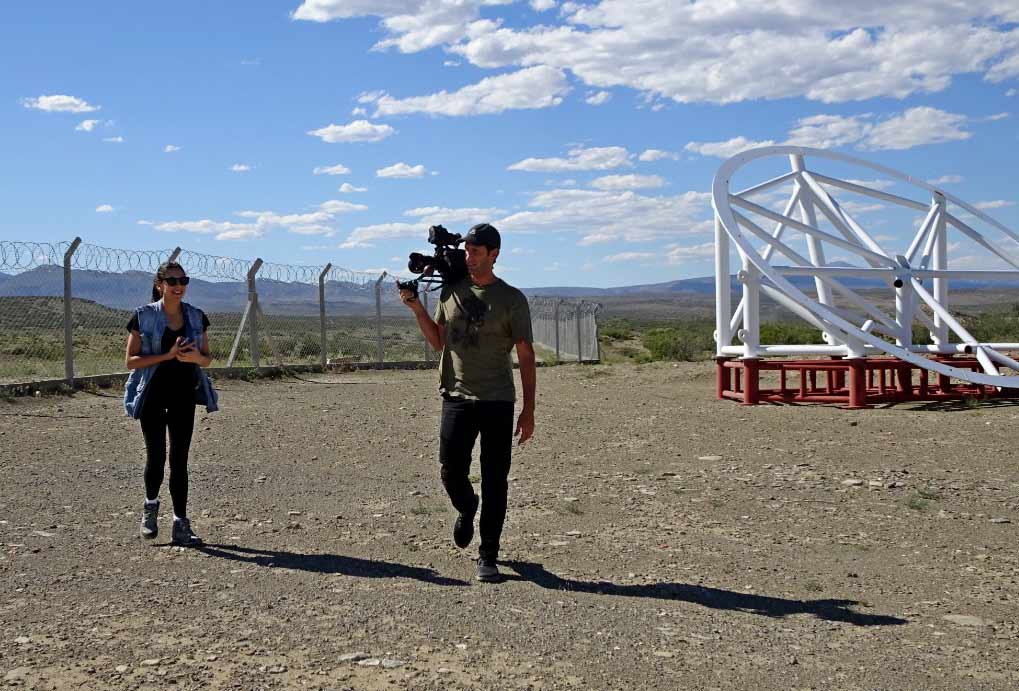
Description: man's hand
515,407,534,445
399,286,421,310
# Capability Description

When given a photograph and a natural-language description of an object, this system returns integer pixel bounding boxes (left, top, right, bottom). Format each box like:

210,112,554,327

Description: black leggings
140,392,196,518
438,396,515,561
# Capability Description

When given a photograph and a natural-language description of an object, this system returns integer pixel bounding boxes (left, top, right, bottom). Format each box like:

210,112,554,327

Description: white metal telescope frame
712,146,1019,388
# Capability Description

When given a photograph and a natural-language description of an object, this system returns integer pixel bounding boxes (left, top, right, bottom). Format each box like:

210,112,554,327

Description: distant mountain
526,263,1019,299
2,265,1016,313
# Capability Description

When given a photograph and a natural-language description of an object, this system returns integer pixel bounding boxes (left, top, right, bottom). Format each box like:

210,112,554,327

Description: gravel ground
1,362,1018,690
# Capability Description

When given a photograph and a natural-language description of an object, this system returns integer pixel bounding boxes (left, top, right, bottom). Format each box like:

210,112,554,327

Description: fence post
421,289,431,362
248,259,263,368
576,301,583,363
62,237,82,384
593,303,602,363
554,299,561,363
168,246,182,262
319,263,331,368
375,272,387,365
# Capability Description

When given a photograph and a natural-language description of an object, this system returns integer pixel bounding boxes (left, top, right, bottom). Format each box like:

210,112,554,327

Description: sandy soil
1,362,1017,690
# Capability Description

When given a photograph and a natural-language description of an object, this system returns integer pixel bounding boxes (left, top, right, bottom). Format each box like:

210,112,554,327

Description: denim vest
123,300,219,419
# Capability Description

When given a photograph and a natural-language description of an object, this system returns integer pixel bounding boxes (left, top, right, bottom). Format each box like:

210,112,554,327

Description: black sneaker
171,517,200,546
476,557,501,583
140,500,159,539
453,495,479,549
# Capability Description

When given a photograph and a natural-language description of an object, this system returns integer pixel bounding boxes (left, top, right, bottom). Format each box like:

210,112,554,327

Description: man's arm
400,288,445,351
515,339,536,444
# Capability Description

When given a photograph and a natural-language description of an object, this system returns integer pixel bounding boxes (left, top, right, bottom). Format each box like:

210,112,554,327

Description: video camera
396,225,468,300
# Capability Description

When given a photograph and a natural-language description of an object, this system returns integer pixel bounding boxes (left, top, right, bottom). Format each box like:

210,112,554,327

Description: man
400,223,536,583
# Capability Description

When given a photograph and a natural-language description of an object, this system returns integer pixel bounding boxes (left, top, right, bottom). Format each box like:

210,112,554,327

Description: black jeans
438,396,514,561
140,389,196,518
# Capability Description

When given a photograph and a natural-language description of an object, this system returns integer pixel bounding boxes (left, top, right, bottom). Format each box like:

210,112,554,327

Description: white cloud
319,200,369,214
974,200,1016,210
313,164,352,175
151,199,366,241
307,119,396,143
531,0,556,10
403,206,506,226
603,251,657,263
585,90,611,105
449,3,1019,105
351,107,369,116
343,222,421,247
497,187,712,245
692,107,974,157
785,114,871,149
638,149,678,162
164,144,180,153
294,0,515,54
75,119,101,132
21,94,100,113
230,163,252,172
685,136,776,159
1008,88,1017,97
339,183,368,193
367,66,569,117
927,174,963,185
103,136,125,143
590,174,665,191
860,107,971,150
509,145,632,172
602,241,715,266
664,241,717,265
293,3,1019,106
984,112,1010,121
376,162,427,178
95,204,114,213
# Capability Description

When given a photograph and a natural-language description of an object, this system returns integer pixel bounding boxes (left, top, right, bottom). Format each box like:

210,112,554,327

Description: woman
124,261,218,545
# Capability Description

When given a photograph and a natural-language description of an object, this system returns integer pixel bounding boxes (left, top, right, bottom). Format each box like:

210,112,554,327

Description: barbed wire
527,296,601,318
72,242,173,274
0,240,69,272
175,249,254,282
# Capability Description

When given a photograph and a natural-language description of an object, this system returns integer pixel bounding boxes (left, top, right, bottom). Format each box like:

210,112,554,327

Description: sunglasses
163,276,190,286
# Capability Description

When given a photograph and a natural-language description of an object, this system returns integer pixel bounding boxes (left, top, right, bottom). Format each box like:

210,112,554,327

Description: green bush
641,322,715,361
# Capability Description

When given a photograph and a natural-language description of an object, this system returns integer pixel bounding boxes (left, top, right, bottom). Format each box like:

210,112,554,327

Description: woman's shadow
502,561,905,627
194,542,469,587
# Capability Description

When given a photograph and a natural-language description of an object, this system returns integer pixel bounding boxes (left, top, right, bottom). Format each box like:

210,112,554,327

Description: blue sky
2,1,1017,287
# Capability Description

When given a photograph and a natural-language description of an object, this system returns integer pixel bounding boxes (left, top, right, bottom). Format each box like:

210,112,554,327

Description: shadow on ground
195,542,469,587
504,561,907,627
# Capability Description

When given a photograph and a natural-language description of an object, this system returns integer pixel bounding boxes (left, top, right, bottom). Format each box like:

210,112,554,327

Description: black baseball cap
464,223,501,250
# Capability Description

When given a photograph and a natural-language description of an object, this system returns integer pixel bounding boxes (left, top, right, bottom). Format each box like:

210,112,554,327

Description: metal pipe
247,259,263,368
319,263,331,368
63,237,82,384
374,272,387,365
808,172,929,212
730,195,897,268
714,215,732,355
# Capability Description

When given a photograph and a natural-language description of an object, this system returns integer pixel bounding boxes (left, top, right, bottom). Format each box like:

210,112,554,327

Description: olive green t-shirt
434,277,533,401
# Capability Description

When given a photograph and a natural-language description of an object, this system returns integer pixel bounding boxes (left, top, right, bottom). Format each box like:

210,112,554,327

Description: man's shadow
195,543,468,587
503,561,905,627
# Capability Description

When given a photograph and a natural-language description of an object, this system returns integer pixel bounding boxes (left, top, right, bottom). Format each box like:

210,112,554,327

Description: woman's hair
151,261,186,302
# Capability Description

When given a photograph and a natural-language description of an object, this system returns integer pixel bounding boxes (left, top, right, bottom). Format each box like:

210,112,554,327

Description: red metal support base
716,356,1019,408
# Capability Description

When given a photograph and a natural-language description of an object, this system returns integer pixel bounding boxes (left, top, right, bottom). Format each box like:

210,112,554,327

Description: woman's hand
164,336,185,362
175,338,202,363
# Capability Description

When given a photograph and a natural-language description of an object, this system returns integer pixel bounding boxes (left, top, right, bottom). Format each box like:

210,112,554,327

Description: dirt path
2,362,1017,689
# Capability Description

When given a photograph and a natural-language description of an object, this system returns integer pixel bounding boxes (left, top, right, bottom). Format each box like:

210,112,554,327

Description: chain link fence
528,296,601,363
0,238,600,386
